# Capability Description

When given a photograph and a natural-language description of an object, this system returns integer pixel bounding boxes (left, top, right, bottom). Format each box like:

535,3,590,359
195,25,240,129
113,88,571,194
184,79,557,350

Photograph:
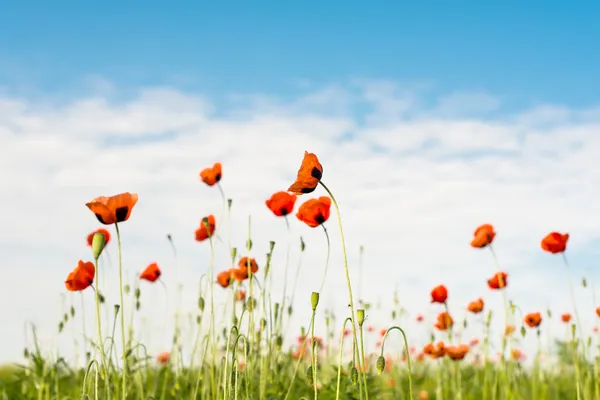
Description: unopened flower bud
357,309,365,327
376,355,385,374
306,366,314,386
350,367,358,386
91,232,107,260
311,292,320,311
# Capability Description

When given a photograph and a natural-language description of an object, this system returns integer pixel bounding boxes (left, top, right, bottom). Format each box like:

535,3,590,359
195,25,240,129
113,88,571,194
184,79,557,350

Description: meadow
0,151,596,400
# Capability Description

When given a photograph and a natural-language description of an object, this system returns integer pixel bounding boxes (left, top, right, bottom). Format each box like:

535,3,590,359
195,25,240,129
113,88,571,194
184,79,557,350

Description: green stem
319,181,367,397
115,223,127,399
335,317,353,400
380,326,414,399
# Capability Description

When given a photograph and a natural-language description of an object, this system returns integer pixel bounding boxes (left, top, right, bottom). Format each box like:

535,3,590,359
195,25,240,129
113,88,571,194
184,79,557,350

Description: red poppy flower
470,224,496,248
199,162,222,186
296,197,331,227
288,152,323,194
467,298,484,314
195,215,216,241
524,312,542,328
238,257,259,274
431,285,448,304
266,191,297,217
65,260,95,292
87,228,111,246
487,272,508,290
140,262,161,282
561,313,572,323
156,352,170,365
217,270,233,288
541,232,569,254
86,192,138,225
435,312,453,331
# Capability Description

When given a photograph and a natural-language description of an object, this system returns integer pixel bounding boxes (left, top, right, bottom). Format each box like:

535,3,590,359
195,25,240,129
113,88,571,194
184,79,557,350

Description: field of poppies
0,151,596,400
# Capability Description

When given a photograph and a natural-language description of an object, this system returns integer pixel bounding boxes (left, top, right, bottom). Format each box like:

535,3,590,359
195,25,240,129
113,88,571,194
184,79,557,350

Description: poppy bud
274,303,280,320
196,315,201,325
288,305,293,316
91,232,107,260
260,318,267,331
357,309,365,327
571,324,577,339
124,284,130,295
23,348,29,358
300,237,305,252
198,297,205,311
98,292,105,303
247,297,256,311
136,301,140,311
231,248,237,260
350,367,358,386
275,335,283,348
58,322,64,333
269,241,275,252
311,292,320,311
583,277,588,288
114,304,120,316
227,198,232,210
307,366,314,386
391,310,396,319
134,288,141,299
376,355,385,374
63,313,68,323
246,239,252,251
70,306,75,317
520,325,526,337
547,309,552,318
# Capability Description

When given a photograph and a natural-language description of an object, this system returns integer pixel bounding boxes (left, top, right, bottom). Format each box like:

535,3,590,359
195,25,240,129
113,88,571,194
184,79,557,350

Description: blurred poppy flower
156,352,170,365
471,224,495,248
238,257,259,274
435,312,453,331
195,215,216,242
467,298,484,314
431,285,448,304
288,152,323,194
140,262,161,282
561,313,572,323
65,260,95,292
541,232,569,254
199,162,222,186
217,270,233,288
487,272,508,290
296,197,331,227
86,192,138,225
446,344,469,361
524,312,542,328
266,191,297,217
235,289,246,302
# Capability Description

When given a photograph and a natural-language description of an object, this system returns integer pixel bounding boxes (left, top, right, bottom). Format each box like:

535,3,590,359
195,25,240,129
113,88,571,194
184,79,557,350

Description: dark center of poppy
315,213,325,225
95,214,107,224
115,206,129,222
280,207,289,216
310,167,322,180
215,173,221,182
155,270,161,278
301,186,316,194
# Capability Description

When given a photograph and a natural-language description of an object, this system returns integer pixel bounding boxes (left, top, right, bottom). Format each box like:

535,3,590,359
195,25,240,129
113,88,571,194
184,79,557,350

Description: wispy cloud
2,80,600,364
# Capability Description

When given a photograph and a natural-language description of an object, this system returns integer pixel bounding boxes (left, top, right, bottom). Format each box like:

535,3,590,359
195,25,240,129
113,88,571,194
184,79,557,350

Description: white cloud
1,80,600,367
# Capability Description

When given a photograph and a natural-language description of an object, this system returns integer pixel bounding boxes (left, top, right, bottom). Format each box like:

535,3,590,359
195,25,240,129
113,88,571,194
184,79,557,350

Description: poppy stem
335,317,353,400
380,326,414,400
562,252,584,400
114,222,128,399
317,224,331,294
318,181,367,398
280,215,292,333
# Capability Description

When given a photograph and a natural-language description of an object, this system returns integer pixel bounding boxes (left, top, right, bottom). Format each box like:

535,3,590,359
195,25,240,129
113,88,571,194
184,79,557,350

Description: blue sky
2,2,600,365
2,2,600,108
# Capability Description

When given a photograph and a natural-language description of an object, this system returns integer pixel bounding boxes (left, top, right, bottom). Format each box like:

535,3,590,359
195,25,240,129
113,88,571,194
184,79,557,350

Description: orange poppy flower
524,312,542,328
541,232,569,254
156,352,170,365
430,285,448,304
195,215,216,242
511,348,525,361
296,196,331,227
217,270,233,288
235,289,246,302
140,263,161,282
471,224,496,248
596,306,600,318
288,151,323,194
487,272,508,290
504,324,516,336
379,328,387,337
266,191,297,217
418,390,429,400
446,344,469,361
86,192,138,225
423,341,445,358
469,338,479,347
231,268,249,281
65,260,95,292
86,228,111,246
416,314,424,322
561,313,572,323
467,298,484,314
435,312,453,331
199,162,222,186
238,257,259,274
